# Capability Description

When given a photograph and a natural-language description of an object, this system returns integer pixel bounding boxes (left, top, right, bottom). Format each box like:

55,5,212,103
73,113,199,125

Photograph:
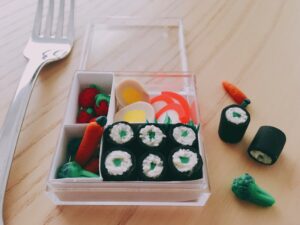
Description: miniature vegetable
78,84,100,108
57,161,98,178
222,81,250,107
231,173,275,207
94,93,110,116
76,107,94,123
84,158,99,174
75,116,107,166
67,138,82,160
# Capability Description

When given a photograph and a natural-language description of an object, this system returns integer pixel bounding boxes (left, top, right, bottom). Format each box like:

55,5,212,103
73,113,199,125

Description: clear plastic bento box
46,18,211,206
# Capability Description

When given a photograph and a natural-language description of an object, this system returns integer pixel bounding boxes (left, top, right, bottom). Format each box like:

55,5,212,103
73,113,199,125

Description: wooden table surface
1,0,300,224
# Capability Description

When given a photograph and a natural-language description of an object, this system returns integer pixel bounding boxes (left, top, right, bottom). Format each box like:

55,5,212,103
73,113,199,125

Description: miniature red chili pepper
75,116,107,166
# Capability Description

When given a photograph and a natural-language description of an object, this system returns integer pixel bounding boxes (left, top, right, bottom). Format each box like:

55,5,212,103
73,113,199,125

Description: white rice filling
250,150,272,164
105,150,132,175
109,123,134,144
225,107,248,125
172,149,198,172
139,125,166,147
173,126,196,146
142,154,164,178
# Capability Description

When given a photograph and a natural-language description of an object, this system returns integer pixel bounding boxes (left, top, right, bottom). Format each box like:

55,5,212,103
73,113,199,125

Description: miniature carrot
75,116,107,166
222,81,251,107
84,158,99,174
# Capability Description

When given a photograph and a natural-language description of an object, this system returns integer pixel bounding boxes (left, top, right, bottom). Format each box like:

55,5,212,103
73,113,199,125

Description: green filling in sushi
109,123,134,144
172,149,198,172
142,154,164,178
105,150,133,176
172,126,196,146
225,107,248,125
139,125,166,147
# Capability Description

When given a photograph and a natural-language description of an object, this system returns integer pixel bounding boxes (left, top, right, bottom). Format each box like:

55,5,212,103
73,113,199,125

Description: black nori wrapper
248,126,286,165
101,148,136,181
104,121,135,147
138,151,166,181
169,123,197,147
168,147,203,180
137,124,167,152
218,104,250,143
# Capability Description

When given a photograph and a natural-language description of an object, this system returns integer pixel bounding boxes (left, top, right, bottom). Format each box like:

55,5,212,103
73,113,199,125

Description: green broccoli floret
57,161,99,178
232,173,275,207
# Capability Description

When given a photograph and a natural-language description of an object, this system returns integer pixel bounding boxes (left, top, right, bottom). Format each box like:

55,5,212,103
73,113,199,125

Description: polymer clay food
66,138,82,160
222,81,251,107
150,92,192,124
155,103,187,124
57,161,99,178
105,122,135,146
94,93,110,116
218,104,250,143
169,147,202,180
114,101,155,123
101,149,136,181
150,94,174,112
78,84,100,108
76,107,94,123
84,158,99,174
248,126,286,165
171,124,197,146
232,173,275,207
116,79,150,107
138,152,165,181
75,116,107,166
138,124,166,150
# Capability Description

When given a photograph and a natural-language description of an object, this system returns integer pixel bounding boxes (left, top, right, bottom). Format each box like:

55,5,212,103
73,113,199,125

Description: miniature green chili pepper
57,161,99,178
231,173,275,207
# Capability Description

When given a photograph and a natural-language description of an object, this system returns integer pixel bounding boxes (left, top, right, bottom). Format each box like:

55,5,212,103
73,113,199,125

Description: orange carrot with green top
75,116,107,166
222,81,251,107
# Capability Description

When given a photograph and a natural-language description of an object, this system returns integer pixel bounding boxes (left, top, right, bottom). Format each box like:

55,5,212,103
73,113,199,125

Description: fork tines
32,0,74,41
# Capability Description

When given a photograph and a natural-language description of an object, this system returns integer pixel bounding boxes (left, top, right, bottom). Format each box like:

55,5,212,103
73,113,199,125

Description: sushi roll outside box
218,104,250,143
248,126,286,165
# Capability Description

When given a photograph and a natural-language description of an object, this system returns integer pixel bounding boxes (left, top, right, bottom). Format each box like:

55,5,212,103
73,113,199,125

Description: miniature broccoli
57,161,99,178
231,173,275,207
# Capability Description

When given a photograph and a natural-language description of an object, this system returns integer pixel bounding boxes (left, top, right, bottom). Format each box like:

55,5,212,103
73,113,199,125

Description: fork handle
0,59,45,220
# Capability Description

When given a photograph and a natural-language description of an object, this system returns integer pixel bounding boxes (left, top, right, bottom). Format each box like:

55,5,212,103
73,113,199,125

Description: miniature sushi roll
169,147,202,180
105,122,135,146
101,148,136,181
248,126,286,165
170,124,197,146
218,104,250,143
138,152,166,181
138,124,166,150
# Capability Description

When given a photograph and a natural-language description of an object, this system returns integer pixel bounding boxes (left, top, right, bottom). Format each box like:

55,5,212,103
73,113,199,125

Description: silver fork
0,0,74,224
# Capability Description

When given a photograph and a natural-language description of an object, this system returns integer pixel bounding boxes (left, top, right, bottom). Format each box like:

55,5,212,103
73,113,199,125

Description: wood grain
1,0,300,224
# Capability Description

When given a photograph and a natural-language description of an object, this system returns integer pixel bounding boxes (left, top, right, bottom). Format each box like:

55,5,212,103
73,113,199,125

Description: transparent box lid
79,17,189,72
